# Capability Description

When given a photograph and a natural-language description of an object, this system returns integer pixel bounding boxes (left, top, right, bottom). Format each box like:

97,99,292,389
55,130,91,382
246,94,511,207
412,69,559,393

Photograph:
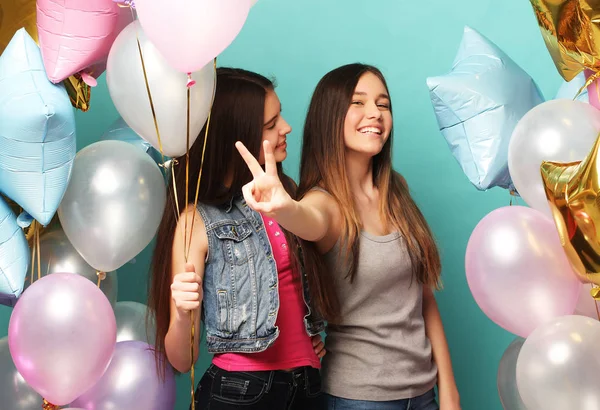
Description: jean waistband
208,364,315,386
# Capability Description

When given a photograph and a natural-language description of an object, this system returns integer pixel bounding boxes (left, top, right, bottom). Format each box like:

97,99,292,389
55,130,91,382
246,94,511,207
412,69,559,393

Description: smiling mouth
358,126,383,135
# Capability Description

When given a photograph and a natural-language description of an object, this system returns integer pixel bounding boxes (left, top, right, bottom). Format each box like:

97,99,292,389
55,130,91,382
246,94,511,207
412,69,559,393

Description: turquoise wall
0,0,562,408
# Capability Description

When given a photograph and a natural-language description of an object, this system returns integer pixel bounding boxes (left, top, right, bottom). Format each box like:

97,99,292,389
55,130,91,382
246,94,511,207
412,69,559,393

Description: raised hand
235,140,293,216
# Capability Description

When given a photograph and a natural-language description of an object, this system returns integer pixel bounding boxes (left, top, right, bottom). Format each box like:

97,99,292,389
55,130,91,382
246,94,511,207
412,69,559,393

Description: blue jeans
325,389,439,410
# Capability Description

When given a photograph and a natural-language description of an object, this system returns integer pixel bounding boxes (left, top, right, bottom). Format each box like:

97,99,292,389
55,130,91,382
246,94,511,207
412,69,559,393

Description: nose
280,116,292,135
366,101,382,120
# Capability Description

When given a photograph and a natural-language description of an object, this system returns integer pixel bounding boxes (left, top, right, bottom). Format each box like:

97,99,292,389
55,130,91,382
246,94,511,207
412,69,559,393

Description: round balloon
466,206,581,337
71,341,176,410
58,140,166,273
497,338,527,410
115,301,156,345
508,99,600,217
106,21,215,158
23,225,118,307
8,273,116,405
516,315,600,410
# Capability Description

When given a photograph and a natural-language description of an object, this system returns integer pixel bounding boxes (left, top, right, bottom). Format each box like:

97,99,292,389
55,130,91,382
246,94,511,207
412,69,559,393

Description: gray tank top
321,230,437,400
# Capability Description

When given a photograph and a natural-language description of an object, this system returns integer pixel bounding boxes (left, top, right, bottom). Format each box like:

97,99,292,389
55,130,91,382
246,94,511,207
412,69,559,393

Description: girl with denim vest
236,64,461,410
148,68,329,409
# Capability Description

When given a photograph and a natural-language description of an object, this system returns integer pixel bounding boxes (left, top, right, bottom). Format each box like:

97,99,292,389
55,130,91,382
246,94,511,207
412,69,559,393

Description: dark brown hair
148,68,297,374
298,63,442,321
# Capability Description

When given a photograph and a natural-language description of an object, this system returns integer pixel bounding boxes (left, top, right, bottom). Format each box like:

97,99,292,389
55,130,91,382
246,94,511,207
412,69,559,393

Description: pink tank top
212,215,321,371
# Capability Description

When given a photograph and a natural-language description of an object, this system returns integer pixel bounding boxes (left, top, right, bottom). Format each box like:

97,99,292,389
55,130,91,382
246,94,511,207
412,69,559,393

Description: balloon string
36,224,41,282
96,271,106,288
29,220,36,285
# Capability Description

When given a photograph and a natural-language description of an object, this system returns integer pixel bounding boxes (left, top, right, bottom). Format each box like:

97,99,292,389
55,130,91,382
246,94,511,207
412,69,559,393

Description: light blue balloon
100,117,165,166
0,29,76,226
427,26,544,191
0,196,29,307
555,71,588,103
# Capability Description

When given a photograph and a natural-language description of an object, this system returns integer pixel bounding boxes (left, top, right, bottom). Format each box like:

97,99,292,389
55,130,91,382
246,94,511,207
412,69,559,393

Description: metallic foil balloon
8,273,117,406
70,341,176,410
0,28,76,226
106,21,216,158
0,337,42,410
57,140,166,273
0,0,37,54
115,301,156,345
100,117,164,165
509,99,600,218
497,338,527,410
516,315,600,410
63,74,92,112
23,226,118,307
541,134,600,286
0,196,29,307
529,0,600,81
427,26,544,191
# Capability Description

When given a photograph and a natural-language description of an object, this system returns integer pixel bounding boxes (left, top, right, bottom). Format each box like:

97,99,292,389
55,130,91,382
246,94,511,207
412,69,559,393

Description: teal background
0,0,563,409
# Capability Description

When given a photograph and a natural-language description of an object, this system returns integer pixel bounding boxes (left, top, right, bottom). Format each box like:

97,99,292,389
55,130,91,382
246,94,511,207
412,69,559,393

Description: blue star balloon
0,196,29,307
427,26,544,191
0,29,76,226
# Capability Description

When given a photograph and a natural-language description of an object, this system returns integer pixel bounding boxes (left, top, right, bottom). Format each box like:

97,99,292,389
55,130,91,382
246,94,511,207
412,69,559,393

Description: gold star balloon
541,134,600,291
0,0,91,111
530,0,600,81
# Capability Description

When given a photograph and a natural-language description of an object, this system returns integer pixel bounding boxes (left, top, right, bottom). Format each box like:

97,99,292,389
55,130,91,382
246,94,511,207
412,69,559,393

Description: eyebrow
353,91,390,99
264,107,282,126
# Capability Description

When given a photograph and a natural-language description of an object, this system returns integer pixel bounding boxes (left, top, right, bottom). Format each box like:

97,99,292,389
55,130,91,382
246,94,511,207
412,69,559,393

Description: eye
377,103,390,109
351,101,364,106
267,123,276,130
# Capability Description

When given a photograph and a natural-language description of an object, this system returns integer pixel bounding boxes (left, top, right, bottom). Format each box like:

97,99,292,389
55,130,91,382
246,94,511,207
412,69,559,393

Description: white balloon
508,100,600,217
106,21,215,158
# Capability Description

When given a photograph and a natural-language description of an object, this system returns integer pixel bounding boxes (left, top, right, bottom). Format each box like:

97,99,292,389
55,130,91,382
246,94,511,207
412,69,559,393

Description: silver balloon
115,301,156,345
58,140,166,273
0,337,42,410
106,21,215,158
508,99,600,217
516,315,600,410
24,226,118,307
498,338,527,410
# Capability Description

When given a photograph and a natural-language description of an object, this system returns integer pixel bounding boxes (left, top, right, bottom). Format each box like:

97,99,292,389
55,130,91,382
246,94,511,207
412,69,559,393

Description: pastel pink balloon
8,273,116,405
465,206,581,337
586,69,600,111
135,0,252,73
36,0,130,83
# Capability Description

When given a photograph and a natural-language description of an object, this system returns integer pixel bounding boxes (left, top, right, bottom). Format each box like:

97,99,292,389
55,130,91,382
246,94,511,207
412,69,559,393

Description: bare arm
423,287,461,410
164,206,208,373
236,140,340,244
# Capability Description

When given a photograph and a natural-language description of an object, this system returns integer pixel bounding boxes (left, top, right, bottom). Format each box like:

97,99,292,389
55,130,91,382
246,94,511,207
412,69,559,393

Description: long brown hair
148,68,297,374
298,63,442,320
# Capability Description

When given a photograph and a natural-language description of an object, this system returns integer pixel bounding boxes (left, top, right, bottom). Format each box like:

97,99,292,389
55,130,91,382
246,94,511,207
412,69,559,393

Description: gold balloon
530,0,600,81
0,0,91,111
0,0,38,54
541,134,600,286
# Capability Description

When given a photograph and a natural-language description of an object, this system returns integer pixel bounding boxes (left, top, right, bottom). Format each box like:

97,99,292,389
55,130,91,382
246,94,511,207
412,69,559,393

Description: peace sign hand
235,140,293,217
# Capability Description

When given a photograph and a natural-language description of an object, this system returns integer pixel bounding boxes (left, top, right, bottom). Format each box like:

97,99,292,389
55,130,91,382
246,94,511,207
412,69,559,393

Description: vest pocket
214,222,255,266
217,290,230,333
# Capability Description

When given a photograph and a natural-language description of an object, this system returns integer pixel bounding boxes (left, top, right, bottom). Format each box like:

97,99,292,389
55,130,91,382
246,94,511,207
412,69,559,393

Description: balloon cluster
0,0,258,408
428,13,600,410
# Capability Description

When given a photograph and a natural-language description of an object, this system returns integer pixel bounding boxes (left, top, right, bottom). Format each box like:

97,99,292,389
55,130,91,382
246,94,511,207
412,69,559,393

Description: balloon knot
186,73,196,88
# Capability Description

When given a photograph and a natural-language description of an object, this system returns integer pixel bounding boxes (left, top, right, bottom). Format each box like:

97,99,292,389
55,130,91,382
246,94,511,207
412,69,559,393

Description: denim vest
198,195,325,353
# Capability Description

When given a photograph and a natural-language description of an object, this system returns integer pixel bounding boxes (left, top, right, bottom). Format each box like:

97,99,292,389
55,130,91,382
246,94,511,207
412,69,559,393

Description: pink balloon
8,273,116,405
585,69,600,110
36,0,130,83
465,206,581,337
135,0,252,73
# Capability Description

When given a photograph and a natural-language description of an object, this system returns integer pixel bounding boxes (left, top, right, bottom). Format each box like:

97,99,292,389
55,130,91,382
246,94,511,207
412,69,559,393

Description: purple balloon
465,206,581,337
71,341,176,410
8,273,116,405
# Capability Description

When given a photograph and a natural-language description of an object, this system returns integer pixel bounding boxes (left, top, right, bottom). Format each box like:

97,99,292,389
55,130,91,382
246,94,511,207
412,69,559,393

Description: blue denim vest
198,195,325,353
